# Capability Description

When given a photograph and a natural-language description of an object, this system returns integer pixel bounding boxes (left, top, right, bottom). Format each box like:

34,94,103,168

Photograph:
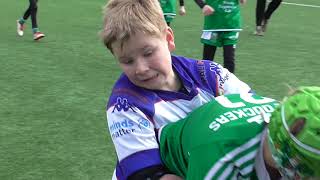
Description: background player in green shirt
159,86,320,179
160,0,186,26
194,0,246,73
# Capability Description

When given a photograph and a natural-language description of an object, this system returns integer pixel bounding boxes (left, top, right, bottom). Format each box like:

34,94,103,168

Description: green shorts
164,14,176,23
201,31,240,47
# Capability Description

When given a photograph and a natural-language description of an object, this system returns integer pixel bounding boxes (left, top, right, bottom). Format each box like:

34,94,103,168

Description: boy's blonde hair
101,0,167,52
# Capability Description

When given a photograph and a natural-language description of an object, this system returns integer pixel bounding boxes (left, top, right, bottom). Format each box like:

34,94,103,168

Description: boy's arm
128,165,182,180
239,0,247,4
194,0,206,9
160,174,183,180
194,0,214,16
107,94,180,180
202,5,215,16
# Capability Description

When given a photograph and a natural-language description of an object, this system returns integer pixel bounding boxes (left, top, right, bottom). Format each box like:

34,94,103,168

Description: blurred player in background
159,86,320,179
254,0,282,36
194,0,246,73
160,0,186,26
17,0,45,41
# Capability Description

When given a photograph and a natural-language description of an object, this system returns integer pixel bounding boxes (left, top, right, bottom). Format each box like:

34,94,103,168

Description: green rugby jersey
159,0,176,22
203,0,242,31
159,94,279,179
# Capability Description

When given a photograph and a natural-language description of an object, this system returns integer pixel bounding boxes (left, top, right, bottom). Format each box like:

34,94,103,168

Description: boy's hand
160,174,183,180
239,0,246,5
202,5,214,16
179,6,186,16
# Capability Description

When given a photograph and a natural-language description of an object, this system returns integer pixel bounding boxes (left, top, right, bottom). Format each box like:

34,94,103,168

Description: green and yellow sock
32,28,39,34
18,18,26,25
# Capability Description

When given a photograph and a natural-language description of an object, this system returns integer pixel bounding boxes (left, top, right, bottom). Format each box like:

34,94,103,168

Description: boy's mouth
140,74,158,82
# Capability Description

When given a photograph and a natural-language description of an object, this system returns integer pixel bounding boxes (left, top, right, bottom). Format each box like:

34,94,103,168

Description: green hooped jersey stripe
159,94,279,179
205,132,262,179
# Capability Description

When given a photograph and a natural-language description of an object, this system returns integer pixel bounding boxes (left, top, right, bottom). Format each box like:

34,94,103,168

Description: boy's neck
172,70,183,92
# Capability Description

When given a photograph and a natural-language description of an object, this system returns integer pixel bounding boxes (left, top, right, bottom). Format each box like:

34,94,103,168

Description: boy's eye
123,60,133,64
120,59,133,65
144,50,153,57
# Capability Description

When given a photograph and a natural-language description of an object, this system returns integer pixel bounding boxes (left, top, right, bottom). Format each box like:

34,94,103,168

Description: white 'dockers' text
209,104,275,131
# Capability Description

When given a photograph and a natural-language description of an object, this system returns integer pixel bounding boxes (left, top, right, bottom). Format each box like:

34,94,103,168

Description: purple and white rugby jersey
107,55,251,180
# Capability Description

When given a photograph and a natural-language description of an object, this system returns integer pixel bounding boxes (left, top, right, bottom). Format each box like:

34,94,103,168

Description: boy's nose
135,61,149,75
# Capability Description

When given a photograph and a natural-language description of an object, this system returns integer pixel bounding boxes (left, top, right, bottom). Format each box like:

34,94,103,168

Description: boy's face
112,28,177,91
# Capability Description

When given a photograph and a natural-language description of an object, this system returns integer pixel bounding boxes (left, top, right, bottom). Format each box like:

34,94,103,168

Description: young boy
194,0,246,73
254,0,282,36
160,0,186,26
17,0,45,41
101,0,252,179
159,86,320,179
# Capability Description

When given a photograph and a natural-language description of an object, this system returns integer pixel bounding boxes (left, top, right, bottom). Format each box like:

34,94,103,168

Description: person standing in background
17,0,45,41
194,0,246,74
160,0,186,26
254,0,282,36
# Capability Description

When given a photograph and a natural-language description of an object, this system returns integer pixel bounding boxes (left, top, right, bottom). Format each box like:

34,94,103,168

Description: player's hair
100,0,167,52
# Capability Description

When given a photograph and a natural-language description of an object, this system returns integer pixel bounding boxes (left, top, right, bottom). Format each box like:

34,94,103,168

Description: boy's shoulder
172,55,251,95
171,54,199,66
172,54,223,73
172,54,225,83
107,74,164,114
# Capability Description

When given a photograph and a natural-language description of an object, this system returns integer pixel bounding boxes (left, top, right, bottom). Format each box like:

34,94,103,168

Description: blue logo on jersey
209,62,230,94
112,97,136,113
109,119,134,132
209,62,221,73
109,119,136,139
197,60,207,82
197,60,204,65
138,118,150,130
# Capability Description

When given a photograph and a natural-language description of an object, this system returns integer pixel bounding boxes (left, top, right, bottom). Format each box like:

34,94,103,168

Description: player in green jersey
159,86,320,179
159,0,186,26
194,0,246,73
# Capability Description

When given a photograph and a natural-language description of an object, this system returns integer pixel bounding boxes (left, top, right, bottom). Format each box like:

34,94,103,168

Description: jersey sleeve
107,93,163,179
171,55,251,97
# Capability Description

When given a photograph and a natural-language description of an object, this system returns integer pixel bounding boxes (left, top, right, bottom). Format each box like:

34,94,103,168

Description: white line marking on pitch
282,2,320,8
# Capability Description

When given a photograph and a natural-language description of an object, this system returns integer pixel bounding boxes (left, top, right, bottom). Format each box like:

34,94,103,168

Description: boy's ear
166,27,175,52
